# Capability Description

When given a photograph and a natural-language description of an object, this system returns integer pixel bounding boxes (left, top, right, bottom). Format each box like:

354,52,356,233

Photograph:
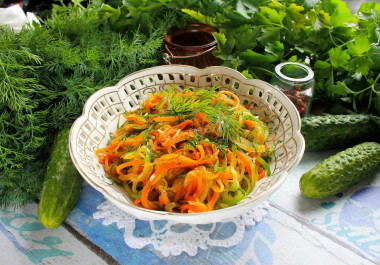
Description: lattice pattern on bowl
69,65,305,224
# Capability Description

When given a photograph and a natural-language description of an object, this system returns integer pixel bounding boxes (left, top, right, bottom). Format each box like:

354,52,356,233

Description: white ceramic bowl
69,65,305,224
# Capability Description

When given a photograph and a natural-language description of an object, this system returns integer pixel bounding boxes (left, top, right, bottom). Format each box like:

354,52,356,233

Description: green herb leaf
303,0,320,9
328,46,350,68
213,32,235,59
322,0,353,27
259,7,285,24
265,41,284,58
259,27,281,46
241,70,253,79
235,0,259,18
234,25,260,52
350,57,374,79
286,3,306,23
347,36,371,57
181,8,216,26
330,81,354,95
239,50,279,65
368,46,380,71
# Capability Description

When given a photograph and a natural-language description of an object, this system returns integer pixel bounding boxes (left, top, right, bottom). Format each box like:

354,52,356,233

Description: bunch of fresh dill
0,0,176,207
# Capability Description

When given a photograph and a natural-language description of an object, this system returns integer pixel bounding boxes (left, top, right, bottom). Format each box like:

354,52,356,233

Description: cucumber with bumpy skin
301,114,380,151
38,128,83,228
300,142,380,199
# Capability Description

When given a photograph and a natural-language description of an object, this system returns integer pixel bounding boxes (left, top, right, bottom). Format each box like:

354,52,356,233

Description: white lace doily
93,201,269,257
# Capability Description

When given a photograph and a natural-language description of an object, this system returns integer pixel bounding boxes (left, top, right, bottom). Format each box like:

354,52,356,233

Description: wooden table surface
1,150,379,265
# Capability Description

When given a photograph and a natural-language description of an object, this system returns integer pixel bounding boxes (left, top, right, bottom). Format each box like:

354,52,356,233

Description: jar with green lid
270,62,315,118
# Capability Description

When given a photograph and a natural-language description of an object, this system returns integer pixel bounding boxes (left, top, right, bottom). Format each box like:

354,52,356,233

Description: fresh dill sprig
166,86,243,144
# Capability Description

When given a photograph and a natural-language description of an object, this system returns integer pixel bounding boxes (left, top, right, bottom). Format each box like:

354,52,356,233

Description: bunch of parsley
180,0,380,115
0,0,175,207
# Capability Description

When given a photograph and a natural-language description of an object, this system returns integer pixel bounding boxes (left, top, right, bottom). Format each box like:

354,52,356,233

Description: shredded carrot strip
236,151,252,178
217,90,240,107
153,116,180,122
207,191,220,210
141,185,157,210
258,167,266,180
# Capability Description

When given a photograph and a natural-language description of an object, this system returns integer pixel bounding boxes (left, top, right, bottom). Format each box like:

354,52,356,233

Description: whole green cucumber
301,114,380,151
300,142,380,199
38,128,83,228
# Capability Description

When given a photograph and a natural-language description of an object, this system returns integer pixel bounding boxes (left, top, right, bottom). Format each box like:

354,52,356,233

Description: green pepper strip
263,123,269,142
117,115,121,130
108,163,116,179
123,183,142,199
256,157,271,177
143,124,154,145
129,144,153,193
214,150,227,172
242,176,252,194
140,144,152,178
218,188,246,205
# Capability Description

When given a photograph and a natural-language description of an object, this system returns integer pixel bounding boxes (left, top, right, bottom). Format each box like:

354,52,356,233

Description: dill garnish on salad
95,86,273,213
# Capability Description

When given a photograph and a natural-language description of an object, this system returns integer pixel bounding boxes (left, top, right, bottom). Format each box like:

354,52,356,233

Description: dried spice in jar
270,62,315,118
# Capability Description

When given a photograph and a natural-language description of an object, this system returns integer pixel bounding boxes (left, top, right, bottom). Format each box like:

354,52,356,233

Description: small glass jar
270,62,315,118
